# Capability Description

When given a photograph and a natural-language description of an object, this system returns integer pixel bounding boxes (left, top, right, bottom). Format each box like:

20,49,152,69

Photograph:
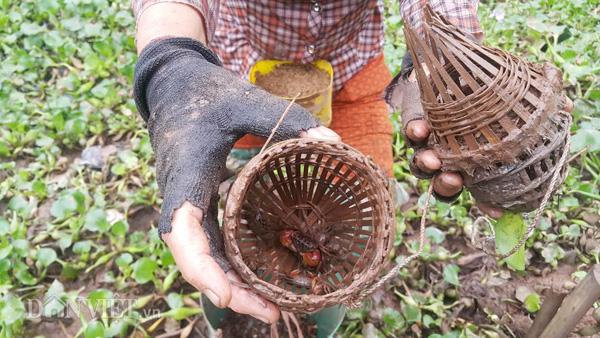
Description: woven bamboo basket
467,111,571,211
404,6,565,175
223,139,395,313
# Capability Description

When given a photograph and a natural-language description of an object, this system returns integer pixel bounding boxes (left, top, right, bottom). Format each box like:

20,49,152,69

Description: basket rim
222,138,395,312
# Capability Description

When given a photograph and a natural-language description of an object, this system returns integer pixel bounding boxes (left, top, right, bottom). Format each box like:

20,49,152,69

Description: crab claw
311,277,324,295
280,229,296,252
301,249,321,268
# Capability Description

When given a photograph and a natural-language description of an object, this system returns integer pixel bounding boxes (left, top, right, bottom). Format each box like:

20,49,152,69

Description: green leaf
541,243,566,267
132,257,157,284
106,319,129,337
87,289,114,309
31,180,47,198
0,242,13,260
84,320,105,338
560,224,580,239
524,293,541,313
0,217,9,236
84,208,110,233
402,301,421,324
382,308,405,332
20,22,44,35
571,129,600,153
15,264,37,285
73,240,92,254
62,17,82,31
43,279,66,317
37,247,57,267
162,307,202,320
165,293,183,310
8,195,32,216
51,194,79,219
493,212,526,271
425,227,445,244
443,264,460,286
111,220,128,237
115,253,133,268
1,293,25,325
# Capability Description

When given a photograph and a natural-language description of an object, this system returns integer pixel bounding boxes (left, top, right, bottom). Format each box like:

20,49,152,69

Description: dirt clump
255,63,329,98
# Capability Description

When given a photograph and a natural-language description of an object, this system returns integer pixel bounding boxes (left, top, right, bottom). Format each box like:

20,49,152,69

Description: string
259,93,301,155
344,180,433,308
245,92,306,338
473,114,572,259
346,114,571,306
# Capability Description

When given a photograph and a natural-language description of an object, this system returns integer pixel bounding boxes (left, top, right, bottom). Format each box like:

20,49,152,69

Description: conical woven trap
223,139,395,313
468,111,571,211
404,5,567,175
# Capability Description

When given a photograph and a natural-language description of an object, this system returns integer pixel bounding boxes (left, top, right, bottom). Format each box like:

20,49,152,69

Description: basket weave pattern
404,6,571,211
468,111,571,211
223,139,395,312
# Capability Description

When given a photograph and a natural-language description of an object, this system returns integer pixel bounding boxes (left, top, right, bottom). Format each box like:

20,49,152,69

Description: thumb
162,202,232,308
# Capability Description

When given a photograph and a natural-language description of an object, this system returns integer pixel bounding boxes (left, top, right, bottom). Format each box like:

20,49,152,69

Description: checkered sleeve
399,0,483,41
131,0,219,42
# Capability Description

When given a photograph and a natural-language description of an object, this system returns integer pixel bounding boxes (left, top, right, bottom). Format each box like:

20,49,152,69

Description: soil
255,63,330,98
216,312,316,338
127,205,161,232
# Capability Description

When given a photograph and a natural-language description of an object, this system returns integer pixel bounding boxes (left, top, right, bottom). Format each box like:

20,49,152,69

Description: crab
283,269,335,295
279,229,322,268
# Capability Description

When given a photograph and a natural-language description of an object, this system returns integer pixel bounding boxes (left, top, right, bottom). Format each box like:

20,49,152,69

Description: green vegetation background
0,0,598,337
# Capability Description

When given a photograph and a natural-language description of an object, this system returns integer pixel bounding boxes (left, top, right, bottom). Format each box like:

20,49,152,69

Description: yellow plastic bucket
250,60,333,127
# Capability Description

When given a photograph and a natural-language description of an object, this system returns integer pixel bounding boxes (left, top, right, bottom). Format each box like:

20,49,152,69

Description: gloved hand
386,53,503,217
134,37,339,323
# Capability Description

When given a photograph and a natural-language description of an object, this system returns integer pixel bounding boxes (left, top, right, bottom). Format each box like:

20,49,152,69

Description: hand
163,126,339,325
163,202,280,323
389,65,503,218
407,118,504,219
134,37,340,323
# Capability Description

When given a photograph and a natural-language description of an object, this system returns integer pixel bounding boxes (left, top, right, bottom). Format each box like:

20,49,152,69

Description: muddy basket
223,139,395,313
404,5,567,175
467,111,571,211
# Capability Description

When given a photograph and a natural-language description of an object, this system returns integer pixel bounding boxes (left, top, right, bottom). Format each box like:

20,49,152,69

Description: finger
406,120,430,143
477,203,504,219
433,172,463,197
226,271,280,324
162,202,232,308
415,149,442,173
300,126,341,142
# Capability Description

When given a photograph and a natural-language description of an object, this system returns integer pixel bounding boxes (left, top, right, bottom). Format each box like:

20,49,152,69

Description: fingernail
203,289,222,308
320,127,339,138
413,126,428,139
441,174,461,187
422,156,441,171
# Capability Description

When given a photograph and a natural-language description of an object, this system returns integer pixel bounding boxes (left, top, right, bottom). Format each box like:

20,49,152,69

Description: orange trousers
235,54,394,176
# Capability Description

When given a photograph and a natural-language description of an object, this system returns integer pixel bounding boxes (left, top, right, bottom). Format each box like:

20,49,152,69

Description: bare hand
406,120,504,218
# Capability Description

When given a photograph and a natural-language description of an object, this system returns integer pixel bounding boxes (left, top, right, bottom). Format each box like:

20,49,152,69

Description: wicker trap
468,111,571,211
223,139,395,313
404,6,566,175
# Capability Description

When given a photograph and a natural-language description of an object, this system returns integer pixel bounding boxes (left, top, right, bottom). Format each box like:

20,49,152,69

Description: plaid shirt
132,0,481,92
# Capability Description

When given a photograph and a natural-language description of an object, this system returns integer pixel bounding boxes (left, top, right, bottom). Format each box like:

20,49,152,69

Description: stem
573,190,600,201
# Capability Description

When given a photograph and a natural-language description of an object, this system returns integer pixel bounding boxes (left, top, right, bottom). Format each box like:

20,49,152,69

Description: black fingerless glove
134,37,319,270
